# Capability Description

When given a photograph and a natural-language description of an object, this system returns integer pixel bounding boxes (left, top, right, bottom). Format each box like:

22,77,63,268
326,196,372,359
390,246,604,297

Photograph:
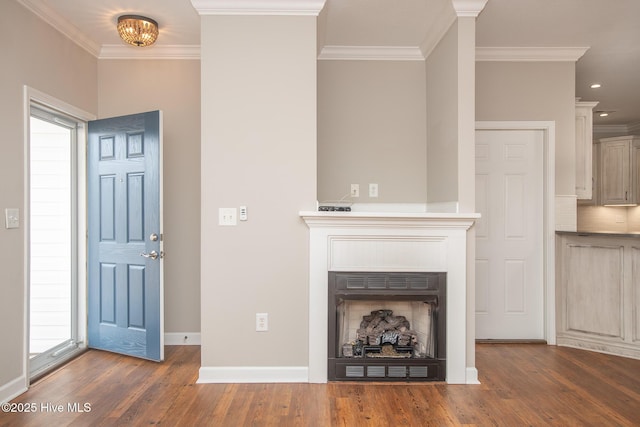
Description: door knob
140,250,159,260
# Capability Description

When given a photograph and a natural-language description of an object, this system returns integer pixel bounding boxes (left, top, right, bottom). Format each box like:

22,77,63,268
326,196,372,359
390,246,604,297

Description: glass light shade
117,15,159,47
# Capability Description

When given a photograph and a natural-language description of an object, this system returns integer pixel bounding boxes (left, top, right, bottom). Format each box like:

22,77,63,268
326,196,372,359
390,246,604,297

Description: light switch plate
5,208,19,229
219,208,237,226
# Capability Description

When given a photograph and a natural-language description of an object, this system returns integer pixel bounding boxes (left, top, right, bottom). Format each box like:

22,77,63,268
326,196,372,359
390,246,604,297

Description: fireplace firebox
328,272,446,381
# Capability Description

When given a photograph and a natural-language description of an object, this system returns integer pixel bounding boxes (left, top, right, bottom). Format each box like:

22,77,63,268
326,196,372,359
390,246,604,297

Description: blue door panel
100,263,116,324
128,264,146,329
127,173,145,242
100,176,116,241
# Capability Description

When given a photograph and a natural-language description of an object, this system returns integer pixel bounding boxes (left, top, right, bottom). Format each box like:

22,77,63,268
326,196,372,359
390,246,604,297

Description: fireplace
328,272,445,381
300,210,479,384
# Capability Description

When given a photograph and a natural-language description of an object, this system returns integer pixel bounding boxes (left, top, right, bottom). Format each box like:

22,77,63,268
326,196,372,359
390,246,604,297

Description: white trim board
476,47,589,62
318,45,424,61
99,45,201,60
475,121,556,345
197,367,308,383
0,376,28,404
190,0,326,16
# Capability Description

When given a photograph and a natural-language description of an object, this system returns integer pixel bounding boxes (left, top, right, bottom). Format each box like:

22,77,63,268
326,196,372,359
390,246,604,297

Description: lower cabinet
556,233,640,359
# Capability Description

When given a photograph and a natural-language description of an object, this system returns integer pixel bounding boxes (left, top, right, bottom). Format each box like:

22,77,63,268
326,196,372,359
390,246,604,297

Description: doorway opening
474,121,556,344
26,87,94,380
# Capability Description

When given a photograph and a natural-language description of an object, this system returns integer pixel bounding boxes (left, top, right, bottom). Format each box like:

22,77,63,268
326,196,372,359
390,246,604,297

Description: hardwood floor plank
2,344,640,426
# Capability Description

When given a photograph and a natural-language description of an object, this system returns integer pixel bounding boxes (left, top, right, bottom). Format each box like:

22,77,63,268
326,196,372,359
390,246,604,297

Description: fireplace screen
337,301,435,359
328,272,446,381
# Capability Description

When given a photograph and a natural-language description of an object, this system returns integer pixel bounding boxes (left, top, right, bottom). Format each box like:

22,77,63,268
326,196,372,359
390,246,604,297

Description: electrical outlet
350,184,360,198
239,206,248,221
369,183,379,198
256,313,268,332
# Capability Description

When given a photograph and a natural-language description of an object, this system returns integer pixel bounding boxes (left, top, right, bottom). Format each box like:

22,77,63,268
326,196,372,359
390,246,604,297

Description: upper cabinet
575,101,598,199
600,135,640,205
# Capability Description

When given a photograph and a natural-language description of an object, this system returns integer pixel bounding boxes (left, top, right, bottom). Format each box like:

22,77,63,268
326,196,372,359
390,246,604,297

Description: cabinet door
601,140,630,205
565,243,623,338
575,102,597,199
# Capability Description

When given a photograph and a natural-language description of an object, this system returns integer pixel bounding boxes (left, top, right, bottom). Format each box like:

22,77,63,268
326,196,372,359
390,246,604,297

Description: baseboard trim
0,375,28,404
164,332,201,346
197,366,309,383
557,336,640,360
476,339,547,344
466,367,481,384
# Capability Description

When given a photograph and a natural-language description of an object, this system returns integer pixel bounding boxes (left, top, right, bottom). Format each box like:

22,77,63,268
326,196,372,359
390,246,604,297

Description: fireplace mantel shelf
300,211,480,228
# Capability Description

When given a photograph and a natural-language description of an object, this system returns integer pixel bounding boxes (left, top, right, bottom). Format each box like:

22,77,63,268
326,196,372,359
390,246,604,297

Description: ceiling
16,0,640,128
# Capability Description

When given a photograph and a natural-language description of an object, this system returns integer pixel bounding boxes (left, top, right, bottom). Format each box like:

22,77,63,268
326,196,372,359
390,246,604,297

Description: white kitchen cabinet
556,232,640,359
600,135,640,205
575,101,598,199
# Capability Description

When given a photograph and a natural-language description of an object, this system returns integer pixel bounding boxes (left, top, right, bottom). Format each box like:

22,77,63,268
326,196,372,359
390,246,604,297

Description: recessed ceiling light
599,112,609,117
590,83,602,89
594,110,614,117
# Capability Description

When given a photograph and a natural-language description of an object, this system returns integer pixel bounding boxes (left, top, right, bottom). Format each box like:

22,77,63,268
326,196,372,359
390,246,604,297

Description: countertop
556,230,640,238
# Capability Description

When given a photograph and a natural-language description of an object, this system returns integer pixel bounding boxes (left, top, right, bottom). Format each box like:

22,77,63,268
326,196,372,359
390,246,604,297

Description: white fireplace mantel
300,210,480,384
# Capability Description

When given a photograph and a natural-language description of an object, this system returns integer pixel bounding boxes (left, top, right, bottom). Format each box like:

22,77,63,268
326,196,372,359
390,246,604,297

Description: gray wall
200,14,317,368
98,60,201,334
317,60,427,203
476,61,576,195
0,0,98,388
426,21,459,206
318,56,578,207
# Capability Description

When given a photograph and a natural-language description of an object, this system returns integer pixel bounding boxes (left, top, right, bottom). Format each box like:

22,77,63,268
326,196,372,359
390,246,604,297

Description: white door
475,129,544,339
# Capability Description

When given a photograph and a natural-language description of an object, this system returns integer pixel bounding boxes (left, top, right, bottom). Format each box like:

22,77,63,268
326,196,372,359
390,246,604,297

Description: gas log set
342,309,419,359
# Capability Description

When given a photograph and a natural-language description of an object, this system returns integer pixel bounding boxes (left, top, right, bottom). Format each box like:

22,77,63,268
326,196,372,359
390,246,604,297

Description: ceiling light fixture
590,83,602,89
117,15,159,47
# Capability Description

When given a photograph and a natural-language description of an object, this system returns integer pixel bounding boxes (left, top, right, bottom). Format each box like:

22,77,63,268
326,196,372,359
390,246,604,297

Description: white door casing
475,122,556,343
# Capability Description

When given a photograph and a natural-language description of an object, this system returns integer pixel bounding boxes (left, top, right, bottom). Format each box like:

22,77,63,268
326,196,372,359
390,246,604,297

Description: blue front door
87,111,163,361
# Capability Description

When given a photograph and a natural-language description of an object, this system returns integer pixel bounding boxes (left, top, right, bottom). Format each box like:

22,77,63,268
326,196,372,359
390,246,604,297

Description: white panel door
475,129,544,339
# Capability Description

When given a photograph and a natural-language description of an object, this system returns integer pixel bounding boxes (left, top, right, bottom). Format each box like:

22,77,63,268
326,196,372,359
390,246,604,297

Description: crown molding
419,2,456,59
476,46,589,62
190,0,327,16
16,0,101,57
99,45,201,60
318,45,424,61
629,122,640,133
593,124,631,135
452,0,489,17
594,122,640,135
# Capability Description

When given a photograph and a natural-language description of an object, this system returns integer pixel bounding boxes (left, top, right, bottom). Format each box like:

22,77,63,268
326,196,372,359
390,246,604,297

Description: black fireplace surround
328,271,446,381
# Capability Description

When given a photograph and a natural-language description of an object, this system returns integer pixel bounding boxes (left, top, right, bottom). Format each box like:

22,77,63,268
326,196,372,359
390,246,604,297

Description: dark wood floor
1,343,639,426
